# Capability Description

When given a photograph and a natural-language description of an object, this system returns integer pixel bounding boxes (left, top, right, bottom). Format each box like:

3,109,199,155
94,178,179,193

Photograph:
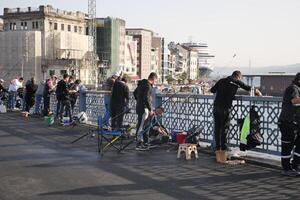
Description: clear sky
1,0,300,68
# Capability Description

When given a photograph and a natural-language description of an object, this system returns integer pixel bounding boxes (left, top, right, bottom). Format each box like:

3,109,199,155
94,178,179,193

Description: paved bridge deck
0,112,299,200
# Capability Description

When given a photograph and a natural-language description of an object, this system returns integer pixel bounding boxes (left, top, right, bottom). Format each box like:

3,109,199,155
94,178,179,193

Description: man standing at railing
111,77,129,129
102,72,120,126
278,72,300,177
210,70,262,164
134,72,158,150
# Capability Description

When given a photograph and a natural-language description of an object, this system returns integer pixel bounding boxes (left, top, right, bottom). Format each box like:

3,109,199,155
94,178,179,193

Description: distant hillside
213,63,300,76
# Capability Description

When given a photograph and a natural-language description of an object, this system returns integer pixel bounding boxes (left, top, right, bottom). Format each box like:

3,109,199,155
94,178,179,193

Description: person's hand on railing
255,89,262,97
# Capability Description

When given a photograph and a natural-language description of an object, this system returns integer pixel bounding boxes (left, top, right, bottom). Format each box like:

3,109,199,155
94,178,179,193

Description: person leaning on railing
278,72,300,177
210,70,262,164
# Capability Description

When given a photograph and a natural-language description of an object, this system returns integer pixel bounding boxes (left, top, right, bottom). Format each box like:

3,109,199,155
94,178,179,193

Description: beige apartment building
124,35,138,78
126,28,152,79
0,5,92,83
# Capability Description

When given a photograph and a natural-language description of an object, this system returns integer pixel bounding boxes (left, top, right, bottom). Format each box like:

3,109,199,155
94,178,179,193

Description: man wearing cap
102,72,120,126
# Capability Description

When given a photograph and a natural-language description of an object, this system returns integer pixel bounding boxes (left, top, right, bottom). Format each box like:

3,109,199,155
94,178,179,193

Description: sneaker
281,170,300,177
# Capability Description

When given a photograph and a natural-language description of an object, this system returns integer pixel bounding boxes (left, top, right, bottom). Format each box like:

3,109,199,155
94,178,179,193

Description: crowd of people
1,70,300,176
0,74,82,124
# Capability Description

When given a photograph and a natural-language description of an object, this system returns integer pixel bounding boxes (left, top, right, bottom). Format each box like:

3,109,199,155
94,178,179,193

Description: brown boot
219,150,228,164
215,150,221,163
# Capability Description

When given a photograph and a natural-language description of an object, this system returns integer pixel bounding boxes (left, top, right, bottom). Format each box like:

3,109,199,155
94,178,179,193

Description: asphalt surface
0,112,299,200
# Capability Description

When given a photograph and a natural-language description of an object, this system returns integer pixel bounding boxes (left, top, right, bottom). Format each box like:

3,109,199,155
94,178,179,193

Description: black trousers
60,100,72,120
111,107,124,129
213,106,231,150
279,121,300,170
43,95,50,116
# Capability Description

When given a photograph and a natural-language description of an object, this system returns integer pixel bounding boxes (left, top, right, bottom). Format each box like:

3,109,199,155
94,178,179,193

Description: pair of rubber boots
215,150,228,164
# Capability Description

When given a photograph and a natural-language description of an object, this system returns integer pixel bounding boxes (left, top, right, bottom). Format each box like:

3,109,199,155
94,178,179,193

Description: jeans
279,121,300,170
136,108,150,142
60,100,72,120
213,106,231,151
34,95,43,114
111,106,125,129
56,99,62,118
8,91,17,109
103,96,111,126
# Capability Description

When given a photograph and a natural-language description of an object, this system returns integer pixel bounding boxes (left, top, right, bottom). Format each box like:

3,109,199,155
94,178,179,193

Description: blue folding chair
97,116,131,155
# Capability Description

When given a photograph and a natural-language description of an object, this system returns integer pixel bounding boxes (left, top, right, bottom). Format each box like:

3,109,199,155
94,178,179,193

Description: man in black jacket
210,70,261,163
134,72,158,150
110,77,129,129
278,73,300,177
24,77,38,112
56,74,75,122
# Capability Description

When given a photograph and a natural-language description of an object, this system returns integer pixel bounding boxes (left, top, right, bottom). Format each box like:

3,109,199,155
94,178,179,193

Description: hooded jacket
134,79,152,114
211,76,251,109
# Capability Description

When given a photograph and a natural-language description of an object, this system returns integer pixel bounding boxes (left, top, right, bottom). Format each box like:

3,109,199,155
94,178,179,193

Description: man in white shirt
8,77,24,110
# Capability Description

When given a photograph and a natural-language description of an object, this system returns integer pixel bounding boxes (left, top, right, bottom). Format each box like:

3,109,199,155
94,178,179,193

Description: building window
36,21,39,29
74,26,77,33
32,22,35,29
79,26,82,34
20,22,27,30
54,23,58,30
68,25,71,32
60,70,67,76
61,24,64,31
49,22,53,29
49,70,55,76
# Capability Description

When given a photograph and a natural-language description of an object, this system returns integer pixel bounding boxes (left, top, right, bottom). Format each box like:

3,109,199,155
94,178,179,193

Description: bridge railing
51,90,282,156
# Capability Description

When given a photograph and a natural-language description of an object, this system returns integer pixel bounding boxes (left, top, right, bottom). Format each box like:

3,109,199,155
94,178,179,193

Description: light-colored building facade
126,28,152,79
168,42,199,82
123,35,138,78
150,47,160,82
0,5,91,83
0,19,3,31
152,36,164,83
168,42,189,81
188,50,198,80
96,17,126,78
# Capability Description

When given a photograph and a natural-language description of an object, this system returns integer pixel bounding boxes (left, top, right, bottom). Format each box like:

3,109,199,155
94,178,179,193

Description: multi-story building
168,42,199,82
187,50,198,80
126,28,152,79
182,42,215,77
168,42,189,81
96,17,126,78
152,36,164,83
0,5,91,83
124,35,138,78
150,47,160,82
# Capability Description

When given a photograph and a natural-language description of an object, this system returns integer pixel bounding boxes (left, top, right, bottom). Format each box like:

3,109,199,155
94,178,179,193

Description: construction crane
88,0,98,88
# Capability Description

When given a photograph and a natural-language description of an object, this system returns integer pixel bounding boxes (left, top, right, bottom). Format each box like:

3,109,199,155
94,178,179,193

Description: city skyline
1,0,300,68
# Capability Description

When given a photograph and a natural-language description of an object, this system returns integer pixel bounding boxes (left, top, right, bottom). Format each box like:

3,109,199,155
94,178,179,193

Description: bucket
176,132,187,144
171,131,181,142
63,117,71,126
44,115,54,126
